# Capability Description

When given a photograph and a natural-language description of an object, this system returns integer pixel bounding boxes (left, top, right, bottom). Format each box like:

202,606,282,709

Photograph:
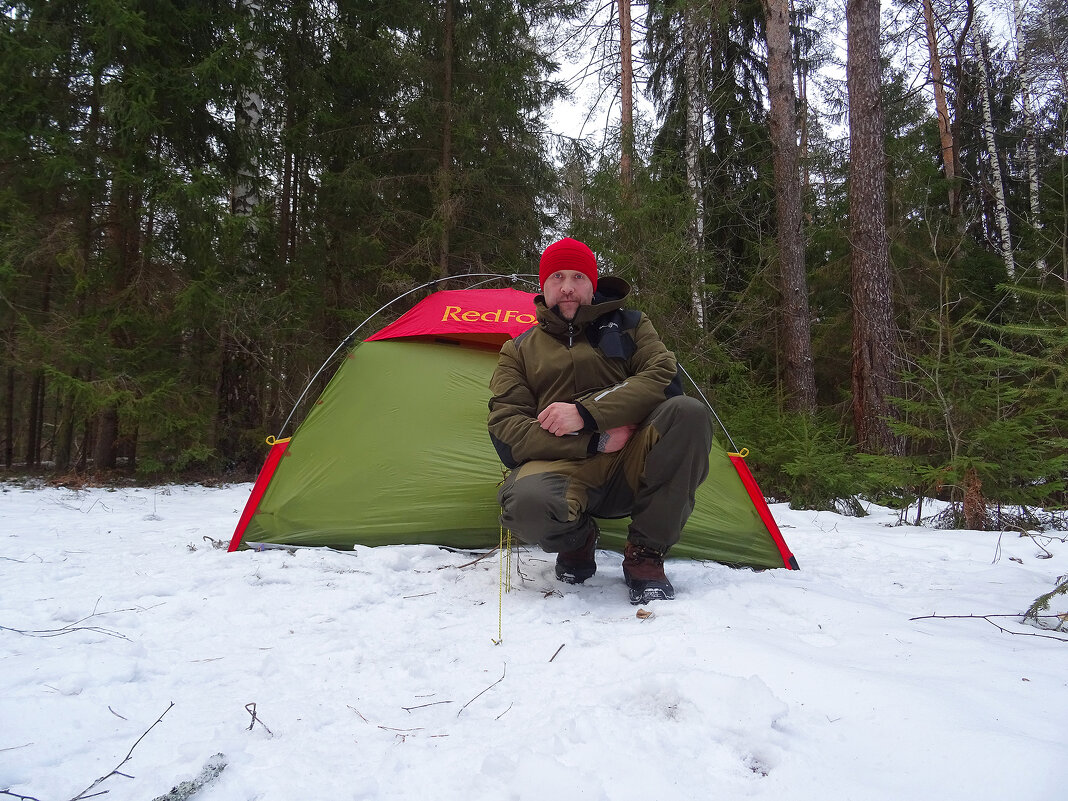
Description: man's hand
537,402,585,436
598,425,637,453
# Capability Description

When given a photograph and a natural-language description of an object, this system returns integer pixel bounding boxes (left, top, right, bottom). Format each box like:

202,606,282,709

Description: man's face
542,270,595,320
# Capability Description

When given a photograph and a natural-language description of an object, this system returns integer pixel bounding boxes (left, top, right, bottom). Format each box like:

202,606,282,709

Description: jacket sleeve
487,340,595,469
574,313,678,431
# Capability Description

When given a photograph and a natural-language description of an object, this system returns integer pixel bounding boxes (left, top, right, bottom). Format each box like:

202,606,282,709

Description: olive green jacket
487,277,681,469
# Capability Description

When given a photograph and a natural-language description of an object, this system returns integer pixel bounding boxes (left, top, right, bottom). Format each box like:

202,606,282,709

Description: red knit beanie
539,238,598,290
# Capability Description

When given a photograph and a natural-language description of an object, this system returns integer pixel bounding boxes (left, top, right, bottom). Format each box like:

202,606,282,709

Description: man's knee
499,471,572,548
652,395,713,440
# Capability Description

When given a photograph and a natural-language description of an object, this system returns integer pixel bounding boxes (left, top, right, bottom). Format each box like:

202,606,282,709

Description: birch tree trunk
763,0,816,413
922,0,959,215
683,5,706,329
1013,0,1046,276
847,0,900,454
233,0,263,218
219,0,265,471
976,35,1016,281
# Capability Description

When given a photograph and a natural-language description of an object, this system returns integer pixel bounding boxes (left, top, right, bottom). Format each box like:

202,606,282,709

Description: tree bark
54,366,80,473
25,371,44,468
233,0,263,217
847,0,900,453
796,10,811,199
4,365,14,469
922,0,959,215
25,262,55,468
93,406,120,470
763,0,816,413
976,35,1015,281
1013,0,1046,277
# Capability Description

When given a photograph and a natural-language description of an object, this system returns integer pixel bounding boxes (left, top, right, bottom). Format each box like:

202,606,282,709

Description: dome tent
228,283,797,570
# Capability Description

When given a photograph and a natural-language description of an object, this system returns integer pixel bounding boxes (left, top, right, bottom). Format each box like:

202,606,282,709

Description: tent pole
678,363,740,454
276,273,538,439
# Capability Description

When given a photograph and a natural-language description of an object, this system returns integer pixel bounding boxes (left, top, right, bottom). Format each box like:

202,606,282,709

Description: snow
1,482,1066,801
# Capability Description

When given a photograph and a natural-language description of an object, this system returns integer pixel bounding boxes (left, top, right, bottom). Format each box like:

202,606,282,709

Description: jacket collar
534,276,631,338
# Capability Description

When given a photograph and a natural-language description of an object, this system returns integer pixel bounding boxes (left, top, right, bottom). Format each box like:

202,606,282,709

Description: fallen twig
1,790,43,801
0,600,149,641
450,549,498,569
0,622,128,640
0,554,44,564
402,700,454,713
910,613,1068,642
457,664,506,717
68,701,175,801
1020,531,1054,559
244,703,273,736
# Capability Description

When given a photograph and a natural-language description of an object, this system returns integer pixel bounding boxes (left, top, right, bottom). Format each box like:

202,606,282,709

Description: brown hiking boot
555,522,598,584
622,542,675,604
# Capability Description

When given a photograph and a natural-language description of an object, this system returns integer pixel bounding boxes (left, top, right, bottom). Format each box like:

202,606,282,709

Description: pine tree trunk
976,36,1015,281
962,468,989,530
54,367,80,473
4,365,14,469
763,0,816,413
922,0,959,215
618,0,634,192
25,371,44,469
683,6,706,329
796,20,811,199
214,325,262,472
847,0,900,454
93,406,119,471
25,262,55,468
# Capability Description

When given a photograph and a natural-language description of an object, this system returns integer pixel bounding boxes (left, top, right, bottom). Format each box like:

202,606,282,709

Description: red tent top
365,288,538,347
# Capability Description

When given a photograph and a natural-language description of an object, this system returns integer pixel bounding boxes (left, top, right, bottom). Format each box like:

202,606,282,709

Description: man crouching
487,238,713,604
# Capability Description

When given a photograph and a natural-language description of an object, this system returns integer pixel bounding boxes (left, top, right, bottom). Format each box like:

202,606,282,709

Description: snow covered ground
1,481,1065,801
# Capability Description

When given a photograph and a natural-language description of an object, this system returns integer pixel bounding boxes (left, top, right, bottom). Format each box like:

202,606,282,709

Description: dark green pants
498,396,713,554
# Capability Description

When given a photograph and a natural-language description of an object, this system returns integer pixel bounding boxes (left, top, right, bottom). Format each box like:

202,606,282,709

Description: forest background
2,0,1066,529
